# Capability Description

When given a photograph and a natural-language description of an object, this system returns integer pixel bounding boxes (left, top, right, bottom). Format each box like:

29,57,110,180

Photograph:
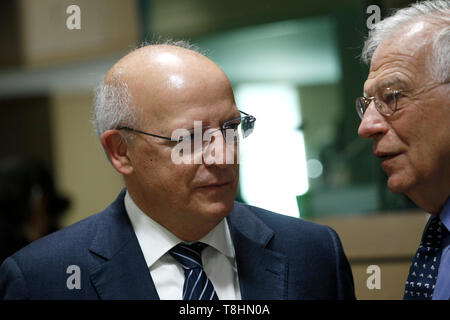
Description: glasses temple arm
116,126,173,141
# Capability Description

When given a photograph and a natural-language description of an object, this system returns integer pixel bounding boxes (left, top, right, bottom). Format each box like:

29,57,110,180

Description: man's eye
225,123,239,130
382,90,403,104
383,93,396,103
177,133,195,142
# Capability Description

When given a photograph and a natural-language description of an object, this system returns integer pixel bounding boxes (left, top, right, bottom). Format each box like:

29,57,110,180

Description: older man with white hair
356,1,450,299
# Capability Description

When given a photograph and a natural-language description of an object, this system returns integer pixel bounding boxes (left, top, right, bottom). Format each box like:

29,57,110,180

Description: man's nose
358,102,388,139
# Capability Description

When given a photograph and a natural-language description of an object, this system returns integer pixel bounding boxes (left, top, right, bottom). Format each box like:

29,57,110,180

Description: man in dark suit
356,1,449,300
0,42,355,300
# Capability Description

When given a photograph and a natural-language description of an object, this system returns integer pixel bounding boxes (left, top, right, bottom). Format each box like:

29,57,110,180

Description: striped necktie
404,216,449,300
169,242,219,300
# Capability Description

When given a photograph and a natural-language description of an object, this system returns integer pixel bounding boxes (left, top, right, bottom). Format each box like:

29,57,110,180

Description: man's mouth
197,181,233,190
199,183,231,193
374,152,401,166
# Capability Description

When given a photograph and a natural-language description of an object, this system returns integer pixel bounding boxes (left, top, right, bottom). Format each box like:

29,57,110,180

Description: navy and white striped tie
169,242,219,300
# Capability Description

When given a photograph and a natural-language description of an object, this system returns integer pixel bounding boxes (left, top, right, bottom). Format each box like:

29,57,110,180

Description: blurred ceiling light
198,16,340,85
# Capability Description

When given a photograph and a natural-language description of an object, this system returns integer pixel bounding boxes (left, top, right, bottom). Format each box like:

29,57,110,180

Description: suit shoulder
232,201,345,254
10,209,107,264
234,201,332,237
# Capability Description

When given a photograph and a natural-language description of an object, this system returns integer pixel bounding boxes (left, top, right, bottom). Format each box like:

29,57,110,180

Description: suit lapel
88,190,159,299
87,193,288,299
227,203,288,299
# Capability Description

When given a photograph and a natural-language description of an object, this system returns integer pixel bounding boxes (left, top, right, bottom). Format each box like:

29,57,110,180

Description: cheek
158,163,197,193
394,114,448,183
388,100,431,157
134,147,193,191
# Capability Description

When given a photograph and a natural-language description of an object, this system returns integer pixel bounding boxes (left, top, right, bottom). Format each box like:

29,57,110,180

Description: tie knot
169,242,208,270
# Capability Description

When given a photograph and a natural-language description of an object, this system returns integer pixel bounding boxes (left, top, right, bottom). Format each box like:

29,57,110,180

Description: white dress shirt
124,191,241,300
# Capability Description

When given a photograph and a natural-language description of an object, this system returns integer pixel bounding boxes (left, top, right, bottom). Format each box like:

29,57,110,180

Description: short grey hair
92,39,202,142
361,0,450,83
93,76,135,141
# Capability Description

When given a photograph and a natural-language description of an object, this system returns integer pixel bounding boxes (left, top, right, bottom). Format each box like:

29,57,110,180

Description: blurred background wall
0,0,428,299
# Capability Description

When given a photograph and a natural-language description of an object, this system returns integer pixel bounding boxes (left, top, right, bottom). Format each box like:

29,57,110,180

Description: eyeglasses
116,110,256,144
355,81,449,120
355,87,406,120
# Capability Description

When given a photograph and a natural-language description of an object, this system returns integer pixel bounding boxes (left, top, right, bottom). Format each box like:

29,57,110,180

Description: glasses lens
221,118,240,142
222,115,256,141
376,102,393,116
375,88,397,116
355,98,366,119
241,116,255,138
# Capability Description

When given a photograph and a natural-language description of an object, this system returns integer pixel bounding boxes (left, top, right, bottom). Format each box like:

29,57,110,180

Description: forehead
168,101,239,126
116,46,238,129
364,20,435,94
144,70,238,130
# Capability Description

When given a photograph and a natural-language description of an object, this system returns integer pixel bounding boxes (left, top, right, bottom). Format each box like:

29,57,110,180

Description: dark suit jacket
0,190,355,299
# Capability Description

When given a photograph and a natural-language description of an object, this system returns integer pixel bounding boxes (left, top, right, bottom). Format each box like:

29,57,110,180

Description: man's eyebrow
364,77,409,97
185,125,212,134
175,112,242,132
374,78,408,91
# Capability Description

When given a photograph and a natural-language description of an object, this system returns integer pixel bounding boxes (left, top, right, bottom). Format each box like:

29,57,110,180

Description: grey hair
92,39,202,143
93,76,135,141
138,38,204,54
361,0,450,83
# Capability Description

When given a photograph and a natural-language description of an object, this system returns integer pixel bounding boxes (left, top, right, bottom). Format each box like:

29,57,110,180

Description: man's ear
101,130,134,175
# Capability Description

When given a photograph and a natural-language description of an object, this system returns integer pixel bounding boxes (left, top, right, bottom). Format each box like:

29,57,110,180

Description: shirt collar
199,215,235,260
439,197,450,232
124,191,235,268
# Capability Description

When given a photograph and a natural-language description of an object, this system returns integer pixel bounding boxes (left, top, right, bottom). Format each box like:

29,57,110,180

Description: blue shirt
433,197,450,300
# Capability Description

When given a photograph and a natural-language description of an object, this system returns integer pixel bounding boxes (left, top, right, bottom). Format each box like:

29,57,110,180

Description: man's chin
197,200,234,221
386,175,409,194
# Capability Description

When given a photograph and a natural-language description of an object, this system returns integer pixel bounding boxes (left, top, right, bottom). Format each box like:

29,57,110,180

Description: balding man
0,42,355,300
356,1,450,299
